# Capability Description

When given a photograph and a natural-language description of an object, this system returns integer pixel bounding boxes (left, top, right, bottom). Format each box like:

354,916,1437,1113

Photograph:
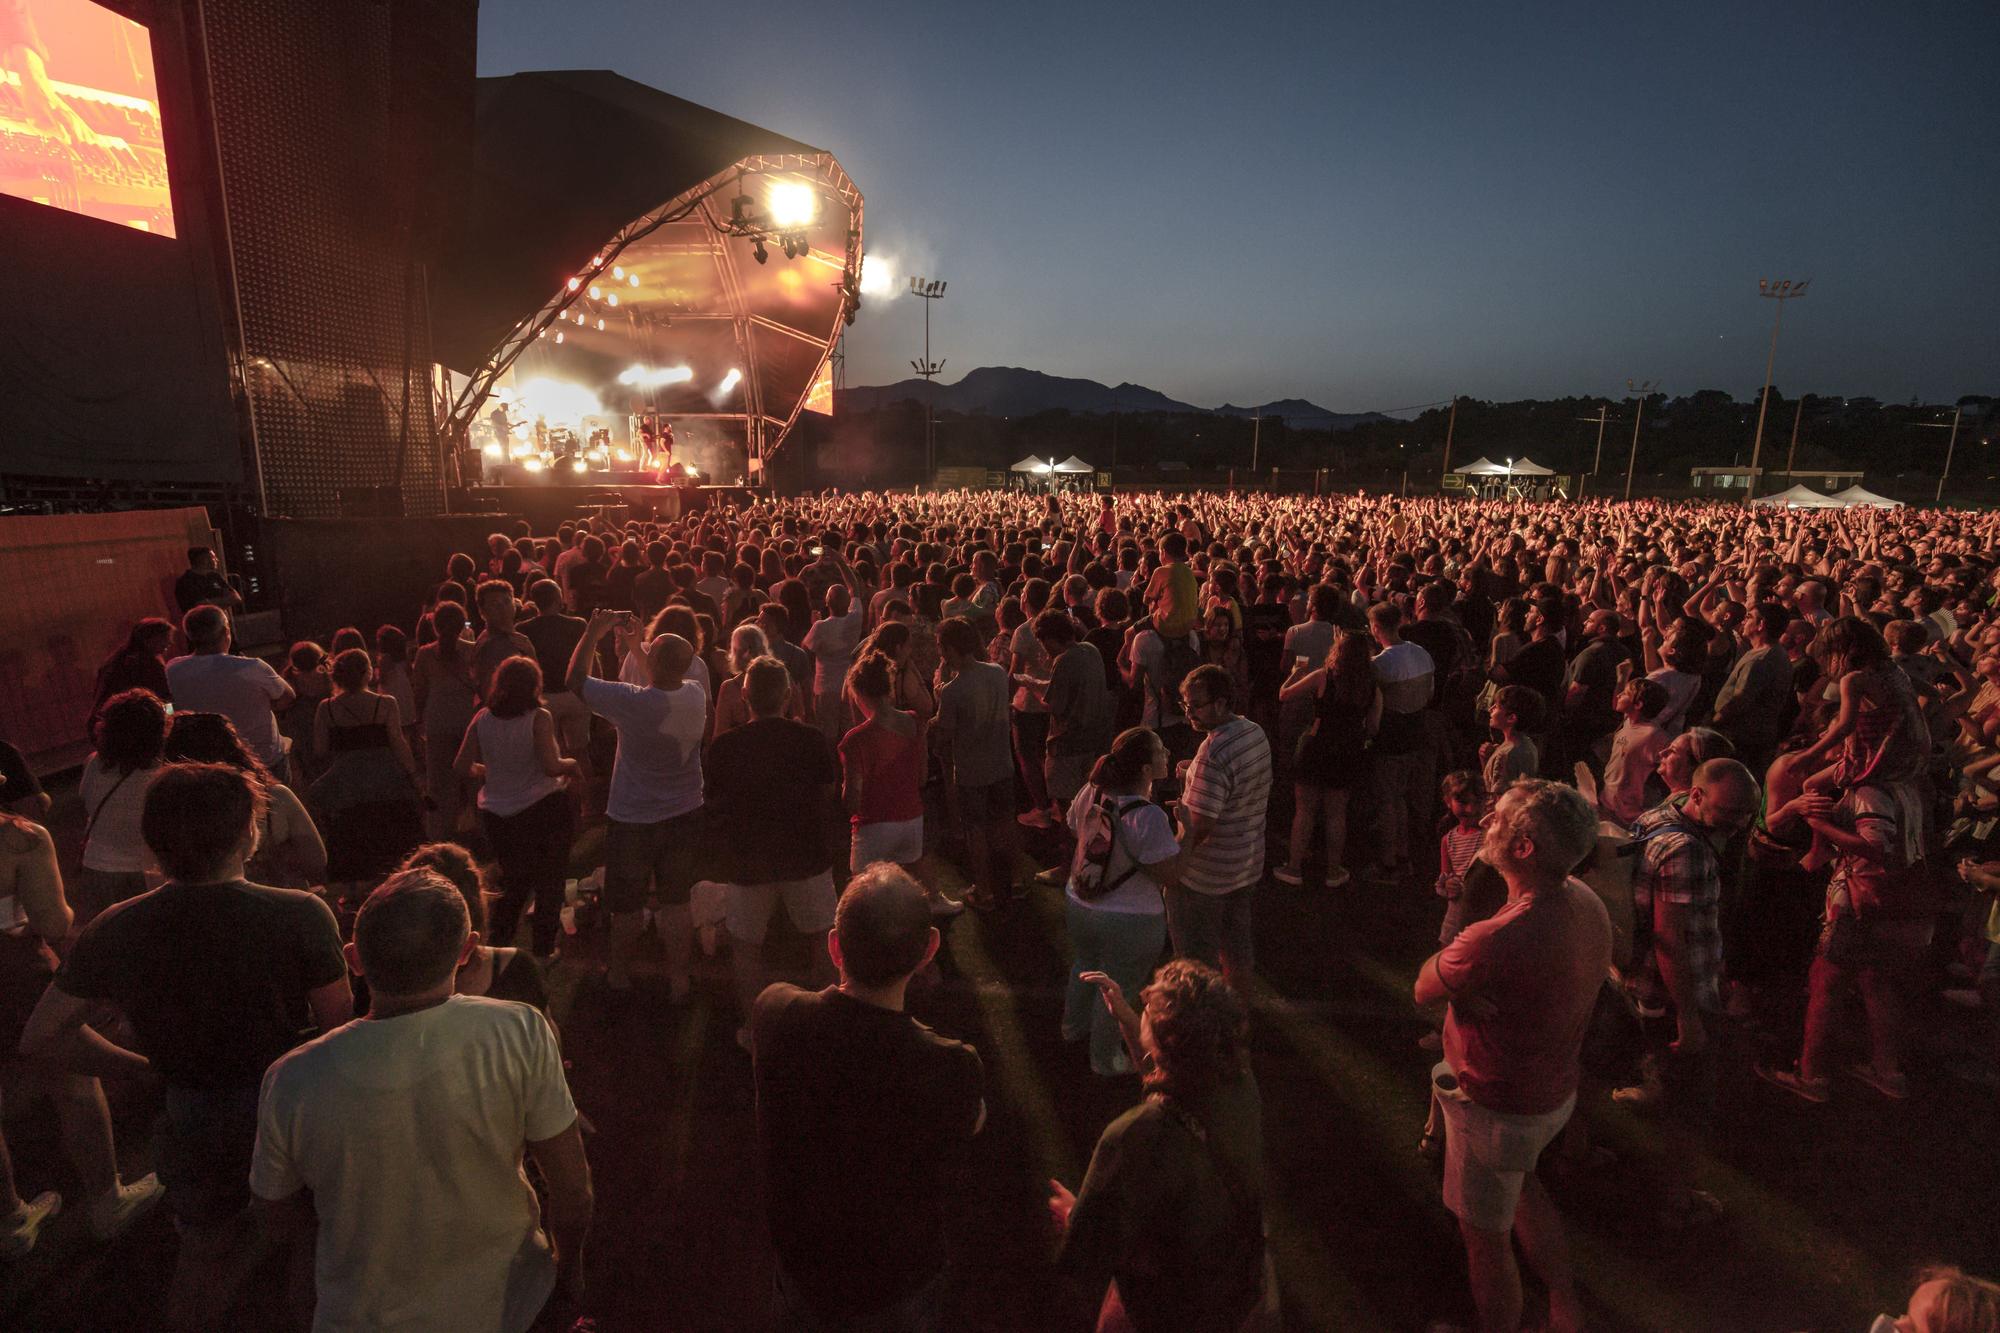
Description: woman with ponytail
1060,726,1180,1077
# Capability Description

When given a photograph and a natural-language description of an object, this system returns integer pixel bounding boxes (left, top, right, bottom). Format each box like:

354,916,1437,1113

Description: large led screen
1,0,174,235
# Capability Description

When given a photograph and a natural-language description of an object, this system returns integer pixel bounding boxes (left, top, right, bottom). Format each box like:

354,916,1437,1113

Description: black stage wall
260,514,517,644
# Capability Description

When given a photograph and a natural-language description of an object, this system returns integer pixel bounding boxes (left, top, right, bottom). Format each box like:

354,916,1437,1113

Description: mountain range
836,366,1388,430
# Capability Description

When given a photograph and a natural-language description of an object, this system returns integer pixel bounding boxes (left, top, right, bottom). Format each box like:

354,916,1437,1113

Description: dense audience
4,488,2000,1331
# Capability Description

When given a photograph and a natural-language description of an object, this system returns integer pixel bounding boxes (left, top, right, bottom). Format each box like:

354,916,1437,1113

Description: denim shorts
156,1083,262,1228
603,808,704,912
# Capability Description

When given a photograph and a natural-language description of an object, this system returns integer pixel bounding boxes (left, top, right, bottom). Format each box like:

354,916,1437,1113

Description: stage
450,481,760,527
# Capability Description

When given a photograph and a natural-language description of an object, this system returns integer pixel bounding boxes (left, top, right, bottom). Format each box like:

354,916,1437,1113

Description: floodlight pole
1624,379,1658,501
1573,403,1608,498
1783,397,1804,480
909,275,948,485
1439,396,1459,488
1745,277,1809,502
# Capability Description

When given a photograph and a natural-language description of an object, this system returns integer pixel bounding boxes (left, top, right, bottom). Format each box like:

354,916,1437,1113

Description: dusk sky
479,2,1998,413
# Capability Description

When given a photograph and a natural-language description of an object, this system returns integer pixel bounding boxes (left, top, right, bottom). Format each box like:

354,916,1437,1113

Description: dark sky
478,2,1998,411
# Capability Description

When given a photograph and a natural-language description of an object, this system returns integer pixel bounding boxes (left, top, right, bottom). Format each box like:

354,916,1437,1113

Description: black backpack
1070,792,1159,902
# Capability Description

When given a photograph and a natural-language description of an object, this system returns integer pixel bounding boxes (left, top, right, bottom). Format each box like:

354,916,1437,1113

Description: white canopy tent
1453,457,1501,475
1832,485,1902,509
1454,456,1555,476
1752,483,1846,509
1053,455,1094,474
1008,455,1051,474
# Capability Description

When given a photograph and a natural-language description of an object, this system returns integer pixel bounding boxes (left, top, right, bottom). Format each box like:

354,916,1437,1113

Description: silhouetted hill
838,366,1385,429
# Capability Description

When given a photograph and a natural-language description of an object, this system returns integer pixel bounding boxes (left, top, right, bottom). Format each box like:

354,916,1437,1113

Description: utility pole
1624,379,1659,501
1915,405,1964,505
908,276,947,485
1251,408,1261,477
1439,396,1459,487
1783,397,1805,481
1746,277,1809,502
1573,403,1608,498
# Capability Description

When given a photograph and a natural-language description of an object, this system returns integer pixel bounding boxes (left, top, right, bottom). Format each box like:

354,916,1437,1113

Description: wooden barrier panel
0,508,215,769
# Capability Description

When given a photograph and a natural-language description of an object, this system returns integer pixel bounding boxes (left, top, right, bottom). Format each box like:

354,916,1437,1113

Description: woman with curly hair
1048,959,1274,1332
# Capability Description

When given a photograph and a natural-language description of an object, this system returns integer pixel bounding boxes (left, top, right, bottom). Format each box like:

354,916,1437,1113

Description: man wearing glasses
1168,665,1272,990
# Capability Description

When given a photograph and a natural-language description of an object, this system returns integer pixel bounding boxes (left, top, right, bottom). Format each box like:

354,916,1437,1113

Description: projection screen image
1,0,174,235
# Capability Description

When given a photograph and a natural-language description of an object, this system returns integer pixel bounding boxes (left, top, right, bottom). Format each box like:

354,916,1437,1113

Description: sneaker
928,892,967,918
1271,865,1304,887
1845,1063,1909,1100
1015,808,1054,830
1634,997,1669,1020
89,1175,164,1241
1756,1063,1831,1103
1610,1078,1663,1108
0,1191,60,1259
1324,867,1351,889
1941,988,1984,1010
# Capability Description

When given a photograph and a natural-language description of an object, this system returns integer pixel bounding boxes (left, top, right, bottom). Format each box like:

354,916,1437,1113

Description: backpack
1070,792,1158,902
1152,631,1202,726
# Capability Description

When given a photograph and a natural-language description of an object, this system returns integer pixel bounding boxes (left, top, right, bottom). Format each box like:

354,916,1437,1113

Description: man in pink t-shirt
1415,779,1610,1333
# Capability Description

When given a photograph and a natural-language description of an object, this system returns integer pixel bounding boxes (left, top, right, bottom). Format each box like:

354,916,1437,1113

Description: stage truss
438,151,861,482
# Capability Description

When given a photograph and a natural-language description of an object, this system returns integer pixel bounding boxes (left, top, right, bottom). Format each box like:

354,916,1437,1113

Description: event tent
1009,455,1051,473
1454,456,1555,476
1054,456,1094,474
1832,485,1903,508
1752,483,1846,508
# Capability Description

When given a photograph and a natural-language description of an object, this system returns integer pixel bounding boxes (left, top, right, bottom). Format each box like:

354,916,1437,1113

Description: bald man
569,611,708,995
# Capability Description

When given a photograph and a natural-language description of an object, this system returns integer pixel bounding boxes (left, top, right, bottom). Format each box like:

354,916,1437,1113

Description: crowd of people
2,486,2000,1331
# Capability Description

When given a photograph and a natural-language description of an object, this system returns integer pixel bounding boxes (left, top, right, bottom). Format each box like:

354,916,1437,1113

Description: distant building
1689,466,1862,494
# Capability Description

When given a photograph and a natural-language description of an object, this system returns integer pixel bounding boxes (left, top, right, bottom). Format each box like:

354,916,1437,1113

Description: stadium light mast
1745,277,1809,502
909,276,948,485
1573,402,1609,498
1624,379,1659,501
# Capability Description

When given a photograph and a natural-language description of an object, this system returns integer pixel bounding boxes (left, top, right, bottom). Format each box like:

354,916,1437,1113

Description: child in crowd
1601,677,1672,826
1435,770,1486,946
1480,684,1542,798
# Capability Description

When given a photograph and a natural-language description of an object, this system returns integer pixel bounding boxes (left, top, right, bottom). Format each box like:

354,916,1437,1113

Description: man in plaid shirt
1630,759,1762,1057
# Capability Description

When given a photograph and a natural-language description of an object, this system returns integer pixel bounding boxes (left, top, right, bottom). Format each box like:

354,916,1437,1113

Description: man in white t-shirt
568,610,707,996
802,583,865,743
166,605,295,778
251,870,592,1333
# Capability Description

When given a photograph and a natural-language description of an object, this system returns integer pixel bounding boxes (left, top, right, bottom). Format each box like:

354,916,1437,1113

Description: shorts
853,817,924,869
545,689,591,750
1044,751,1094,805
726,870,838,945
603,808,705,912
1432,1062,1574,1233
955,778,1014,824
1162,883,1255,974
156,1083,261,1228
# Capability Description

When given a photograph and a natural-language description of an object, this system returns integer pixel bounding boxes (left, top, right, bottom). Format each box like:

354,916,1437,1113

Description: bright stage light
858,252,897,297
566,277,580,291
596,318,605,330
589,285,601,299
517,376,604,421
554,331,564,343
571,458,589,474
766,179,818,228
686,466,699,478
616,364,694,389
607,293,619,307
612,266,624,279
627,273,639,288
482,442,503,457
719,368,742,393
614,448,633,463
522,457,544,473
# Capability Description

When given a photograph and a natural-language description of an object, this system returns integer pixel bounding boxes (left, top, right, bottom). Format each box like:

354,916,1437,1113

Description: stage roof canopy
432,70,861,472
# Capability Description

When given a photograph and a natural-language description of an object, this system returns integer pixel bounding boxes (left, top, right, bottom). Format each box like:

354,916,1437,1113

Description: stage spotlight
719,368,743,393
858,253,896,297
566,277,580,291
589,285,601,299
627,273,639,287
555,331,564,343
596,318,605,330
612,266,624,279
482,442,503,457
522,457,545,472
753,240,768,265
571,458,589,474
766,179,818,228
607,293,619,307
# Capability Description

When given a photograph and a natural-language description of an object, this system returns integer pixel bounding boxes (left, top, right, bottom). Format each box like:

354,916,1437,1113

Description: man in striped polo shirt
1169,664,1273,990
